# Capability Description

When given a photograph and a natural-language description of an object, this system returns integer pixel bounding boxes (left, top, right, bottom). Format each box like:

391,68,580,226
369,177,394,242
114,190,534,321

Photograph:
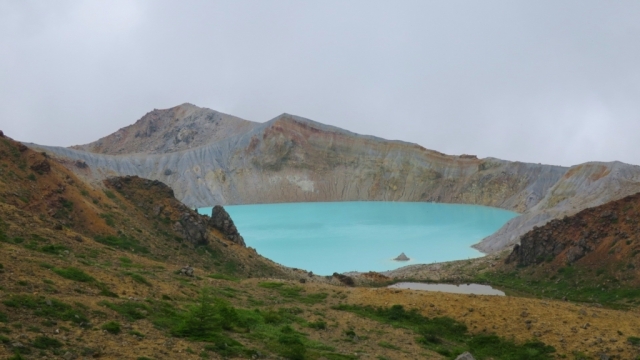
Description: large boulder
209,205,246,246
176,212,209,246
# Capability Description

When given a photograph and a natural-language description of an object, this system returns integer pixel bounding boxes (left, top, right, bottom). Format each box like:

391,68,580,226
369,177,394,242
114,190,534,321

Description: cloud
1,0,639,166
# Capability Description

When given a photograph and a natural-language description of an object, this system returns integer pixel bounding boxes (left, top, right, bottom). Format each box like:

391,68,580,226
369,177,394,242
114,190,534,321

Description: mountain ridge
24,104,640,254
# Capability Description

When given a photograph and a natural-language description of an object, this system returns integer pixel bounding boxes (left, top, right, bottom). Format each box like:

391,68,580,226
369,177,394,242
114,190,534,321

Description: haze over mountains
26,103,640,253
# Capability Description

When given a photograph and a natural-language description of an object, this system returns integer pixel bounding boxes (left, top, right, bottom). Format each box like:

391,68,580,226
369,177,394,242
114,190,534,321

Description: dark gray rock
209,205,245,246
394,252,410,261
180,265,194,277
177,212,209,246
75,160,88,168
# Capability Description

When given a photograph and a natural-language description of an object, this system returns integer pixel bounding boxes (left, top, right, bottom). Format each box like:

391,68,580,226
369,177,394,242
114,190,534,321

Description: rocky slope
71,103,258,155
25,104,640,253
506,191,640,276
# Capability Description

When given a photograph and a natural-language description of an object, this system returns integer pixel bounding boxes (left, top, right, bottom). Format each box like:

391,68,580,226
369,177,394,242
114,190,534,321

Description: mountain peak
70,104,258,155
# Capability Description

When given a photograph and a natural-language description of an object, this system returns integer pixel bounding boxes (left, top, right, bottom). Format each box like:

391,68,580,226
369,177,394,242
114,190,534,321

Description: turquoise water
198,202,518,275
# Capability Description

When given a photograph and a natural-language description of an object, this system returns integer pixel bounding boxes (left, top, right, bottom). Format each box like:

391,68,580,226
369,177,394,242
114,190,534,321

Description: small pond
388,282,505,296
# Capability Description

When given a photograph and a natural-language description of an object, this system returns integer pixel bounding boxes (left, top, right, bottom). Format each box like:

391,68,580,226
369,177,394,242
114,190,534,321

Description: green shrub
628,336,640,346
308,320,327,330
378,341,401,350
53,267,95,282
96,283,119,298
32,336,62,349
128,330,144,337
99,301,150,322
207,273,240,282
100,213,115,227
123,272,151,286
7,352,26,360
104,190,116,199
259,282,328,304
94,235,149,253
2,295,88,324
172,290,221,339
101,321,121,334
274,326,306,360
39,244,68,255
468,334,556,359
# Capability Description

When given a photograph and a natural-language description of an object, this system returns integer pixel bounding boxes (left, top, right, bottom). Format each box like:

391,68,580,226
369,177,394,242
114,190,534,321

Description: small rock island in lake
393,252,410,261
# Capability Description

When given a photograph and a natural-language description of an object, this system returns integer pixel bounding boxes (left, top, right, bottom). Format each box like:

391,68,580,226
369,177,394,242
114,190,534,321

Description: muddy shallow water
389,282,505,296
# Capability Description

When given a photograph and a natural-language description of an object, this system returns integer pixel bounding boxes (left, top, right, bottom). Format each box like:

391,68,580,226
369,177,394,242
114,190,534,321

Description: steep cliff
25,105,640,253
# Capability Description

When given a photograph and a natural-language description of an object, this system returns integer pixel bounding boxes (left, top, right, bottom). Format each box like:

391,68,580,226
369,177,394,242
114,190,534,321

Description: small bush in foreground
101,321,121,334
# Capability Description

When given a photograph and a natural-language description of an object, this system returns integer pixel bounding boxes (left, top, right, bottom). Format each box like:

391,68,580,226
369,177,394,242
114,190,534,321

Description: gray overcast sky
1,1,639,166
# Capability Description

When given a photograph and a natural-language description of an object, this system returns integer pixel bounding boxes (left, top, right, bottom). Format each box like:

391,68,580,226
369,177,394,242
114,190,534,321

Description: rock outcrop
506,191,640,269
394,252,410,261
25,104,640,253
30,159,51,174
104,176,246,248
209,205,245,246
332,272,355,287
179,265,195,277
176,211,210,246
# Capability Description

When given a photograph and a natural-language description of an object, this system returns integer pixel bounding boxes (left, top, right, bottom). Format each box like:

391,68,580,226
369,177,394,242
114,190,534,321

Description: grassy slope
0,134,638,359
